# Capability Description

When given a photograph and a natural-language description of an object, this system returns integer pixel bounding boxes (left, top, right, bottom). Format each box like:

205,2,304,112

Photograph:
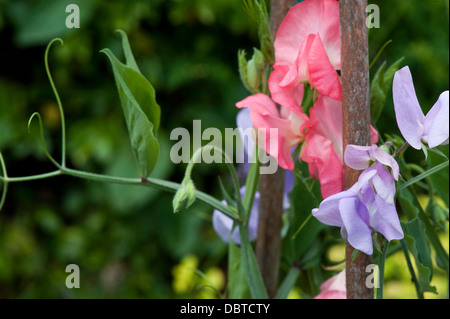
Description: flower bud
246,49,265,91
379,144,391,154
432,204,449,232
238,48,265,94
172,178,196,213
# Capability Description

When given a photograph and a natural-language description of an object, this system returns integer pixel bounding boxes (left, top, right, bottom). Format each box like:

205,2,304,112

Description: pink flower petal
370,125,379,144
274,0,340,67
309,95,343,156
302,133,343,198
314,290,346,299
307,34,342,100
272,0,341,101
268,65,305,115
316,269,346,296
236,94,304,170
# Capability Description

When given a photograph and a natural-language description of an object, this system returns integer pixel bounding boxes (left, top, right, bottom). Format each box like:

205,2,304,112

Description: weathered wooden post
339,0,374,299
255,0,296,299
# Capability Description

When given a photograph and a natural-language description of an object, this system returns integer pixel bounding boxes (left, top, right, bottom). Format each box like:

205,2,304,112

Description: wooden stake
255,0,296,299
339,0,374,299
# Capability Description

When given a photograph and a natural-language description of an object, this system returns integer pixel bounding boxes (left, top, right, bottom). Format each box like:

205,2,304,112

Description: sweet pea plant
0,0,449,299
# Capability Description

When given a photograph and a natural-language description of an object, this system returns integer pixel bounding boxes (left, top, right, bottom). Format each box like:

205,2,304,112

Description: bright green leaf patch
101,31,161,178
370,57,404,124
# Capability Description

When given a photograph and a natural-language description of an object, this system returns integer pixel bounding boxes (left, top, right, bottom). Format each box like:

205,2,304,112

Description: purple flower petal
344,145,373,170
369,163,396,205
312,190,355,227
344,144,399,181
355,167,378,192
212,187,259,245
282,170,296,210
339,197,373,255
370,195,404,242
423,91,449,148
371,145,399,180
393,66,425,150
236,108,256,166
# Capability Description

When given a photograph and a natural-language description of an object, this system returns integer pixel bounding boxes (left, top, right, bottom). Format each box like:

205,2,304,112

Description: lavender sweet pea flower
344,144,399,180
236,108,256,170
312,162,403,255
212,187,259,245
393,66,449,149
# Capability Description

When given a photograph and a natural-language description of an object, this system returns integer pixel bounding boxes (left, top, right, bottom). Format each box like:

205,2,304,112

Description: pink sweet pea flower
314,270,346,299
393,66,449,149
236,94,379,199
270,0,341,114
301,95,379,199
236,93,308,170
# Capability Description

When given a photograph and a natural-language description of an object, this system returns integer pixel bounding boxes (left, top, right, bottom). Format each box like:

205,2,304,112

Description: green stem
376,238,389,299
45,38,66,168
400,239,424,299
0,152,8,211
242,145,262,224
28,112,61,169
1,170,63,183
369,39,392,70
0,166,238,221
292,213,313,240
396,142,409,157
398,161,449,192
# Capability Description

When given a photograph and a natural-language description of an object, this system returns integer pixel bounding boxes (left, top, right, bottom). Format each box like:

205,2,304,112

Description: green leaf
238,225,268,299
370,57,404,123
428,148,449,208
238,50,250,93
242,144,261,216
401,218,437,295
399,188,449,274
101,33,161,178
285,168,324,262
351,249,360,263
398,160,449,192
243,0,273,64
274,266,301,299
116,29,140,72
369,40,392,70
227,240,249,299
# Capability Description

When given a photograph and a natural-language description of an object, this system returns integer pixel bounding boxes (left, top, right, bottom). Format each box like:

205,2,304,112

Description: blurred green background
0,0,448,298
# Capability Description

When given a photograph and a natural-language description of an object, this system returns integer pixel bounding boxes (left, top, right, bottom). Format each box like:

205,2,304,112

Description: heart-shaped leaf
101,31,160,178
